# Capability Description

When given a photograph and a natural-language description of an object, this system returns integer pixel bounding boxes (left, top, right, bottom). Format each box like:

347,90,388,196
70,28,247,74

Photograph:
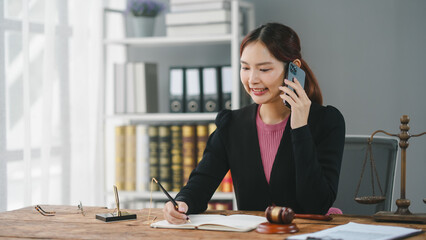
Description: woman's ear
292,59,302,68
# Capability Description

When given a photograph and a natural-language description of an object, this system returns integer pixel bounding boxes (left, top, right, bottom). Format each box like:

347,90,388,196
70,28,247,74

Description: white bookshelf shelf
105,112,217,122
109,191,234,201
103,35,234,47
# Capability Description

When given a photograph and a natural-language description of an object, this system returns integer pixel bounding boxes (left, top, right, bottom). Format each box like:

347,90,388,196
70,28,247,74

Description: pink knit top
256,105,288,184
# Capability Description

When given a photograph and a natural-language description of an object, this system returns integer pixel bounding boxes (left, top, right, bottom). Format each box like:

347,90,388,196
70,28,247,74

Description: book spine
125,125,137,191
135,62,159,113
220,65,233,110
170,125,183,192
159,126,172,191
114,63,126,114
215,201,233,210
207,201,232,210
126,63,135,113
208,122,216,136
115,126,125,190
145,63,159,113
136,125,149,191
134,63,147,113
221,170,233,192
182,125,196,186
196,124,208,163
148,126,159,191
207,202,216,210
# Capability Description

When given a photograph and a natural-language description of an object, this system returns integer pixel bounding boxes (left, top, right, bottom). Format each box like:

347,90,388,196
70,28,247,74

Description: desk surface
0,205,424,239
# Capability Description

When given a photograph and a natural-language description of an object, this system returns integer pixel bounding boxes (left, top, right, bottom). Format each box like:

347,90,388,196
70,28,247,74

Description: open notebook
151,214,267,232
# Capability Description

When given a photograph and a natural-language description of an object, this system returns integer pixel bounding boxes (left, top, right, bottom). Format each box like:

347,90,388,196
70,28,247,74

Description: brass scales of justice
354,115,426,223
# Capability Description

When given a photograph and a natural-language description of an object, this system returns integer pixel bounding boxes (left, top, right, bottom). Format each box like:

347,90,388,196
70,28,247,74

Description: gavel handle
294,214,333,221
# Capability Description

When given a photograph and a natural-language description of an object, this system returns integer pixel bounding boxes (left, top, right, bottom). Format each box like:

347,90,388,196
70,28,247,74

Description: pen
153,178,191,223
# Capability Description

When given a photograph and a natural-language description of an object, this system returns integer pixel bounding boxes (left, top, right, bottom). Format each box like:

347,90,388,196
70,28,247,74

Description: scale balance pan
355,196,386,204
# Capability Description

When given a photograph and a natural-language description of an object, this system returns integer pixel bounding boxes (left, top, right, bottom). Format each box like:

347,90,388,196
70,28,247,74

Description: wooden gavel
265,206,332,224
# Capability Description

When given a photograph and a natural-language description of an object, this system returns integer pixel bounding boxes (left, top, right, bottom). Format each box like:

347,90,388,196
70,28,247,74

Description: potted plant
125,0,166,37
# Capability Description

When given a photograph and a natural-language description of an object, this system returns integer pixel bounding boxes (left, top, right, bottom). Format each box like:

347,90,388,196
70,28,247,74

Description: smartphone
283,62,306,108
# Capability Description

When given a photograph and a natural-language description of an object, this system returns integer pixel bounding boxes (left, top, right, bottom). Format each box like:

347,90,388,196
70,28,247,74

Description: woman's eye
241,66,249,70
260,69,270,72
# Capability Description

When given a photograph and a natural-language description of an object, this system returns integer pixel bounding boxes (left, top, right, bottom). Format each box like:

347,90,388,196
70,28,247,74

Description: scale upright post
370,115,426,223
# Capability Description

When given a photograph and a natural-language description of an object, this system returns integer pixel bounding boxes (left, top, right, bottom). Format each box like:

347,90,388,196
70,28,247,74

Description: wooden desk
0,205,424,239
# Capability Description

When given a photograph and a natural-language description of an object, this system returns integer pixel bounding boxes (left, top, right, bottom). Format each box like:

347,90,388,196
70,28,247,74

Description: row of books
114,63,249,114
166,0,240,37
114,62,158,114
115,123,233,193
169,65,233,113
207,200,233,211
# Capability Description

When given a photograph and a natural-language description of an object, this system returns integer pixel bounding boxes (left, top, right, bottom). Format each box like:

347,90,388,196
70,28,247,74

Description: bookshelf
100,0,255,210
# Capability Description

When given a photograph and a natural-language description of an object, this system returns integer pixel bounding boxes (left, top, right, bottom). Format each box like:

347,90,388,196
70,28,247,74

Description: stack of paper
286,222,422,240
166,0,242,37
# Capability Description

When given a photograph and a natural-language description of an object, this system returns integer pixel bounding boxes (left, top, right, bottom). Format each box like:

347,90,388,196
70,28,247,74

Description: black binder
185,68,202,113
220,66,232,110
169,67,185,113
202,67,221,112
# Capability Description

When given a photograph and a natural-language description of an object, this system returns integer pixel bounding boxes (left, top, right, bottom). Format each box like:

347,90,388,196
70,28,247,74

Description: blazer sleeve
291,105,346,214
174,110,231,214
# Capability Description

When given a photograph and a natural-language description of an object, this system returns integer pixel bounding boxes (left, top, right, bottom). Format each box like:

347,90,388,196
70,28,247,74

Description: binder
185,68,202,113
220,66,232,110
169,68,185,113
134,62,158,113
202,67,221,112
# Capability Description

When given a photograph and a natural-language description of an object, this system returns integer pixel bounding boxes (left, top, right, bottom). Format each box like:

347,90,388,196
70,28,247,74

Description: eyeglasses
35,202,86,217
35,205,56,216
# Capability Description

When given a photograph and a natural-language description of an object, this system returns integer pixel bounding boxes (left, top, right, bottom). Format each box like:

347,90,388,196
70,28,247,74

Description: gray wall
250,0,426,213
130,0,426,212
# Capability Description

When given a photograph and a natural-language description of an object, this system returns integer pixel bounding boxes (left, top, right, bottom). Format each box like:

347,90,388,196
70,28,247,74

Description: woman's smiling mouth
251,88,268,95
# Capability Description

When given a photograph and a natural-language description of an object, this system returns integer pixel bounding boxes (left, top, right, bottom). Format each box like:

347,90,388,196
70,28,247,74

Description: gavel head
265,206,295,224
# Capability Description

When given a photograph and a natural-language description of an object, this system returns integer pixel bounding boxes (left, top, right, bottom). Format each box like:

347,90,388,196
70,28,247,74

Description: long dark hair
240,23,323,105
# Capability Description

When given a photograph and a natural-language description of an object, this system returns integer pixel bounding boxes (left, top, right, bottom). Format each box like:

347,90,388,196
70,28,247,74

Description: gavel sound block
256,206,333,234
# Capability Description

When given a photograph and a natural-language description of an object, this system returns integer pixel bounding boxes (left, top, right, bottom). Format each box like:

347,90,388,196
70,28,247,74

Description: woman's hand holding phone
279,78,311,129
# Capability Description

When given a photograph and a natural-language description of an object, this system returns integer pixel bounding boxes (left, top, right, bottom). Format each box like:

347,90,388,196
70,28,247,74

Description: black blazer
176,103,345,214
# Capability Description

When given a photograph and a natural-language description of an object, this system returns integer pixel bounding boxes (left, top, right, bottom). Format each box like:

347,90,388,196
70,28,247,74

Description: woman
163,23,345,224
